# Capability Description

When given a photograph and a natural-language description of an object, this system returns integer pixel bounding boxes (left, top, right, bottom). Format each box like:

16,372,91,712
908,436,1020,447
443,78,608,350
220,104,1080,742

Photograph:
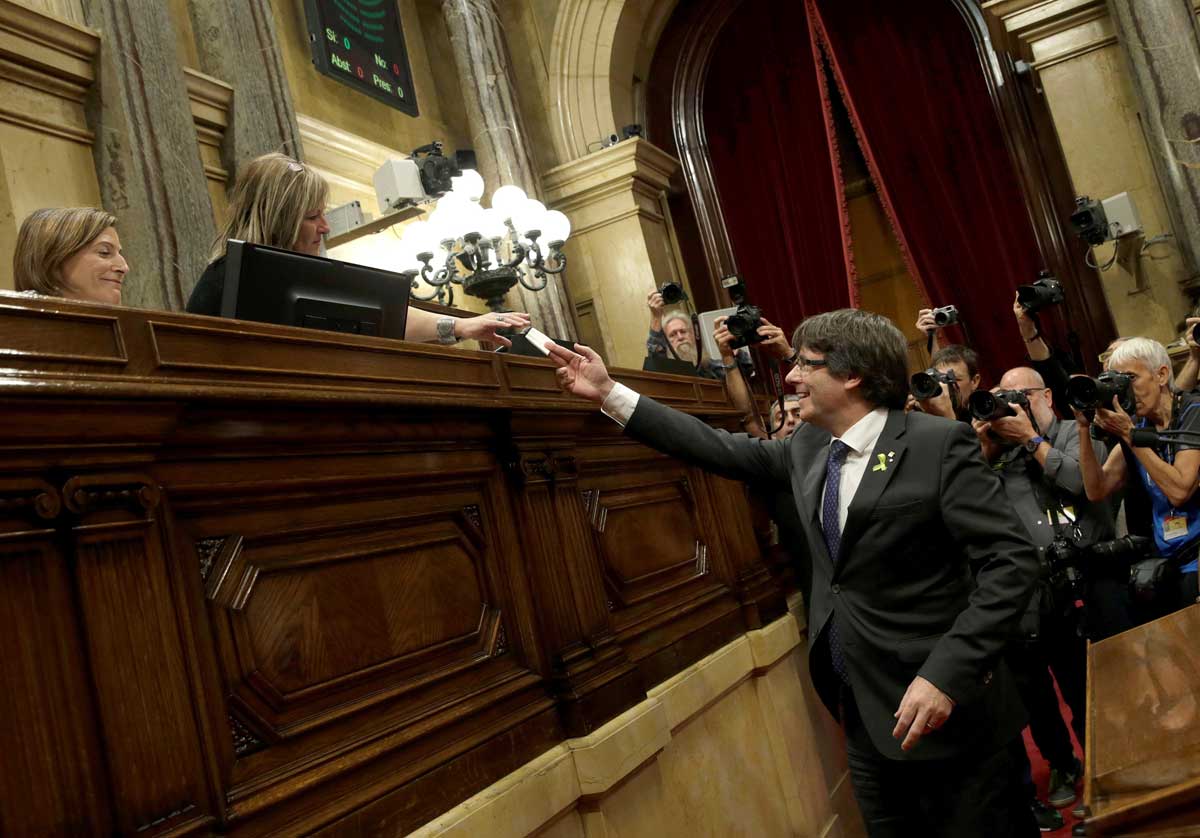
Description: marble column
82,0,215,310
1108,0,1200,288
439,0,576,339
185,0,304,168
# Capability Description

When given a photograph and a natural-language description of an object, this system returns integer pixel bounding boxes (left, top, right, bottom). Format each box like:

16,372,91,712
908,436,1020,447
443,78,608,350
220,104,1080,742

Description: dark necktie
822,439,851,684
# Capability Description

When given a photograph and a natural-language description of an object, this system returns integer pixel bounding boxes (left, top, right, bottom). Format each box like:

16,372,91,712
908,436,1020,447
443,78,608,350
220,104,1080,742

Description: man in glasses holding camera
972,367,1114,824
547,308,1041,837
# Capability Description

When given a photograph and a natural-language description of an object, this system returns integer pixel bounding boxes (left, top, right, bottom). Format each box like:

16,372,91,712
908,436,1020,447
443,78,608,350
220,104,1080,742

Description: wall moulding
297,112,405,199
541,137,680,234
183,67,232,185
0,0,98,143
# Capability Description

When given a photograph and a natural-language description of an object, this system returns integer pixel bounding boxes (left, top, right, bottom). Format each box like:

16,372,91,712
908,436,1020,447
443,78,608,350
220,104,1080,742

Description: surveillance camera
601,133,620,148
373,142,476,214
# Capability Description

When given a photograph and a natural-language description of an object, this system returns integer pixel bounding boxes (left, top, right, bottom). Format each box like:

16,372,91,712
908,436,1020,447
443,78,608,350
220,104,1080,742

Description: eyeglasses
793,355,829,373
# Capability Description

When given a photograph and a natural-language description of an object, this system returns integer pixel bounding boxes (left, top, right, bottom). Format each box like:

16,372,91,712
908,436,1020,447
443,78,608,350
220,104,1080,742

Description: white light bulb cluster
397,172,573,310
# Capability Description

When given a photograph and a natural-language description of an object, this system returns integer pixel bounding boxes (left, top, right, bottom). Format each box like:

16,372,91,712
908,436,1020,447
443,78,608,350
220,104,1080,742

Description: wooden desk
0,295,786,836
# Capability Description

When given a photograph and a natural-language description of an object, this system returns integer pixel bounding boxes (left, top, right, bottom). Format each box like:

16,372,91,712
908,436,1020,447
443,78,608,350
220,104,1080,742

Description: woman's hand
455,311,532,348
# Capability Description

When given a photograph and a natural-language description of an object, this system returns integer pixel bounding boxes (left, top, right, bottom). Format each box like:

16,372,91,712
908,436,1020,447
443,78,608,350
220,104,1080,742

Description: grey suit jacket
625,397,1039,760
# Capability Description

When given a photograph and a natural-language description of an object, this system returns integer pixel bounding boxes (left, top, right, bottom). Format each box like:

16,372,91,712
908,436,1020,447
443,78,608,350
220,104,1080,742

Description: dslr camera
1017,270,1064,314
911,367,957,401
658,280,687,306
931,305,959,328
721,274,765,349
1066,371,1136,414
967,388,1030,422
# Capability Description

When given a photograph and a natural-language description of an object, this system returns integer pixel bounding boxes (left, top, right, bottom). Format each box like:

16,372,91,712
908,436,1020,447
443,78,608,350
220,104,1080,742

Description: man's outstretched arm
546,342,791,486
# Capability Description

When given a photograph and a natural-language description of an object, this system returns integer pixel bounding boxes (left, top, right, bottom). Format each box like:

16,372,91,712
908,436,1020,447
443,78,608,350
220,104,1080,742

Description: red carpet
1023,677,1083,835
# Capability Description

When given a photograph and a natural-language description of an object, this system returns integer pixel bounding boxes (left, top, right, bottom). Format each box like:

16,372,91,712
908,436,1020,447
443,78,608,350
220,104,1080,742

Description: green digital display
303,0,418,116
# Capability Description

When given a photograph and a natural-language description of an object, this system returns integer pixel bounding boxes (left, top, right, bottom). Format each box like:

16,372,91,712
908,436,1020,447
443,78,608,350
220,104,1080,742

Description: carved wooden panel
68,478,213,835
588,478,709,608
0,298,778,835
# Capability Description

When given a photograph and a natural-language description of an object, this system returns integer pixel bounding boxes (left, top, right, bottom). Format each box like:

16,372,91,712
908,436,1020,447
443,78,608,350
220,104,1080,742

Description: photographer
1012,293,1077,411
646,290,741,379
972,367,1113,819
713,314,797,438
917,344,981,420
1076,337,1200,622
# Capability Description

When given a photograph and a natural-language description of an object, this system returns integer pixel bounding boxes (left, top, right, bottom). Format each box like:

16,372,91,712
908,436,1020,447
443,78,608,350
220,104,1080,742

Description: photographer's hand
919,383,957,420
991,410,1037,446
972,418,998,461
713,316,736,364
547,342,616,404
915,309,937,334
756,317,793,361
647,290,665,333
1014,293,1049,362
1095,397,1134,445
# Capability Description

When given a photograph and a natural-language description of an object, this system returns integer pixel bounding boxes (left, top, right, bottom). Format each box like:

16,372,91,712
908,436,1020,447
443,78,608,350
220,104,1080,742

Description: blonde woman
187,153,528,345
12,207,128,305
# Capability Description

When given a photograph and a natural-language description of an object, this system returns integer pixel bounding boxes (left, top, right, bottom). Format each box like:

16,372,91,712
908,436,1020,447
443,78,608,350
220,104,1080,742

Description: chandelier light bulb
450,168,486,202
479,207,508,240
541,210,572,244
513,198,548,238
490,184,528,220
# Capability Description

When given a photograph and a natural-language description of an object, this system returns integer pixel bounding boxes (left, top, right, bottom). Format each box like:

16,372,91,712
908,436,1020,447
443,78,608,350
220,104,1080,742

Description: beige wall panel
11,0,81,23
270,0,470,157
1039,46,1192,345
0,123,100,290
534,810,587,838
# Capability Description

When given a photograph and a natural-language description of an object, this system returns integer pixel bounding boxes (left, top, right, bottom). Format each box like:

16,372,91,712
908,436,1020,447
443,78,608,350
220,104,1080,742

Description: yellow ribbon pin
872,453,888,472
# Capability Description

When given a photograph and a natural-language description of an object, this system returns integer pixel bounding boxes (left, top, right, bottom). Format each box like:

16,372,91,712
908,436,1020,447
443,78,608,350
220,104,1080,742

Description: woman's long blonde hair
211,153,328,261
13,207,118,295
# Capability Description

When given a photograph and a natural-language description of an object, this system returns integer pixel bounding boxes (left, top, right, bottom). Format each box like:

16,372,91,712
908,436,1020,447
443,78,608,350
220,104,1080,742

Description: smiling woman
12,208,128,306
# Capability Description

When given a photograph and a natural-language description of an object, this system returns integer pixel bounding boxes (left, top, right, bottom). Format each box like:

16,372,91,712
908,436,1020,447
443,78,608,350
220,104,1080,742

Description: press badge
1163,514,1189,541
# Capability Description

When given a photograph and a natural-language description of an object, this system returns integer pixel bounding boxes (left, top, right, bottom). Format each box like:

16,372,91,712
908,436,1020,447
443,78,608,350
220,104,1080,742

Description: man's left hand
990,409,1036,445
892,675,954,752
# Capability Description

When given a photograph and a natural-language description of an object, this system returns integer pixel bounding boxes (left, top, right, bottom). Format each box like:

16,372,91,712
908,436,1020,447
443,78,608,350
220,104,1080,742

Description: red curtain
808,0,1044,380
703,0,855,336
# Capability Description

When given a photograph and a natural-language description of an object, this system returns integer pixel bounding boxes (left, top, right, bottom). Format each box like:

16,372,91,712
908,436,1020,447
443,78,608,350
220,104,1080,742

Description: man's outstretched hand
547,343,616,404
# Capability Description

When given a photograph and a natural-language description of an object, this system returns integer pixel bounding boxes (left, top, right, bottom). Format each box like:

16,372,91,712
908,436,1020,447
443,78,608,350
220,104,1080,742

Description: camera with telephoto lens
1017,270,1065,314
1044,535,1088,607
931,305,959,327
720,274,765,349
410,141,474,197
911,367,957,401
658,281,687,306
968,388,1030,422
1066,371,1136,414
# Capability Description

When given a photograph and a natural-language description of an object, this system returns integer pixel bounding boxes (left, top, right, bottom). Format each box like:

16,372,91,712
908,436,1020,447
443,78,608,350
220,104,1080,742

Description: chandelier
395,170,571,312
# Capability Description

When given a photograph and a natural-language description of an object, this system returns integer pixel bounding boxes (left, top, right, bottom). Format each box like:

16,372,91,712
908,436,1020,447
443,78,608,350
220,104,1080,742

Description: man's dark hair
793,309,909,409
931,344,979,380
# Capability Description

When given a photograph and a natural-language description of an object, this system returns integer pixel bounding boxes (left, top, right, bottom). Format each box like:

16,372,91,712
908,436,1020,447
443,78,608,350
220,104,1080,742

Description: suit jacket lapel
838,409,908,568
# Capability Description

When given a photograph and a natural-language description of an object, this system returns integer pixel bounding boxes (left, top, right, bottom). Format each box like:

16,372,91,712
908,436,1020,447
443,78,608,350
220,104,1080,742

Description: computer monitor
220,240,410,339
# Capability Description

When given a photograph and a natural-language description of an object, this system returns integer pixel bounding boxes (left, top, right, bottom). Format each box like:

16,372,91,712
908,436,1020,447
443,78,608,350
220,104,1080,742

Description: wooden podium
1085,603,1200,835
0,294,787,836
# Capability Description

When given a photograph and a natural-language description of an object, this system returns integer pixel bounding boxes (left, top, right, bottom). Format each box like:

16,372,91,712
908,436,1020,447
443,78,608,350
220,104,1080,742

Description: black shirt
186,256,226,316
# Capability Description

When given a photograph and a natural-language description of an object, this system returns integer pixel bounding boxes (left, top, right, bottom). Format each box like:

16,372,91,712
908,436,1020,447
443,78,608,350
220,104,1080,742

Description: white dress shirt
602,383,890,536
823,407,890,535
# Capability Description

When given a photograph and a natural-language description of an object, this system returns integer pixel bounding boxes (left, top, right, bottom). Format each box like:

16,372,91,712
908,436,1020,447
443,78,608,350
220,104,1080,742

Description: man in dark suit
546,309,1040,837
